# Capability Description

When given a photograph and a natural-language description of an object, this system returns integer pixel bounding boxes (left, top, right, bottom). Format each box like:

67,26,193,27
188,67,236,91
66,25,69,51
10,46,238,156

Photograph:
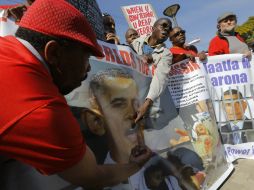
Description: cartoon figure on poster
169,100,219,161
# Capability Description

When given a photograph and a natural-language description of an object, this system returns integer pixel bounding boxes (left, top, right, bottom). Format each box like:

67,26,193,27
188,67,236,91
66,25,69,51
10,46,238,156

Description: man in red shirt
169,26,207,63
0,0,151,189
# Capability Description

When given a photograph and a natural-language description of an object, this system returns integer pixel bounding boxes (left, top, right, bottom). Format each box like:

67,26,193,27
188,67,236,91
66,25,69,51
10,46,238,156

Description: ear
217,24,220,30
152,26,156,32
44,40,61,67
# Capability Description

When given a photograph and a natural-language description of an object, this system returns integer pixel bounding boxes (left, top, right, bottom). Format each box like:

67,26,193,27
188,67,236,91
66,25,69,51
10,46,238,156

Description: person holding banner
132,18,173,123
169,26,207,63
0,0,35,22
0,0,152,189
102,12,121,44
220,89,254,145
208,12,252,60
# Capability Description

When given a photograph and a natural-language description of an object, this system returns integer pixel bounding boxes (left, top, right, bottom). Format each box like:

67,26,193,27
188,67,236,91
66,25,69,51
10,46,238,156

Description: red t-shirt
0,36,86,175
208,33,245,56
170,46,197,57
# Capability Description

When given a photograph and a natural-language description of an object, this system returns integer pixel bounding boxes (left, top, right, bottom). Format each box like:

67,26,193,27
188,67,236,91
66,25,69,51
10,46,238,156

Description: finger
137,124,145,146
135,113,143,123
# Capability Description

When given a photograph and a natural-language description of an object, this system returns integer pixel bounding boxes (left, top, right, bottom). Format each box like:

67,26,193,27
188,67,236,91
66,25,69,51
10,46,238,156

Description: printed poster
66,41,232,190
205,54,254,162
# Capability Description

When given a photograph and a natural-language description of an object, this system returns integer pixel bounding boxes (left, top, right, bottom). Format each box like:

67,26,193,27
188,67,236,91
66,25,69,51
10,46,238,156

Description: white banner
205,54,254,162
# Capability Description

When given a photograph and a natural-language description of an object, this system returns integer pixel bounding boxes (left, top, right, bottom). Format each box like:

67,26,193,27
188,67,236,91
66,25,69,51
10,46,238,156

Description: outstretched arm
59,145,152,189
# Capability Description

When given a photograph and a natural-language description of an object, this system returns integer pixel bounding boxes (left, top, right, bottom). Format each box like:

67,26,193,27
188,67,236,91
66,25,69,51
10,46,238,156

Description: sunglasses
171,30,186,38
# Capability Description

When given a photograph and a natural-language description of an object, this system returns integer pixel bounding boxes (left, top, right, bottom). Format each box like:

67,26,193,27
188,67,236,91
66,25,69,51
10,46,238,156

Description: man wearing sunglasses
131,18,173,123
208,12,251,59
169,26,207,63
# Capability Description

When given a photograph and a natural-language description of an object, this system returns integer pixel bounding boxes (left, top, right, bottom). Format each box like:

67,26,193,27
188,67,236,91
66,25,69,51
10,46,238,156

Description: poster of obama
205,53,254,162
66,40,233,190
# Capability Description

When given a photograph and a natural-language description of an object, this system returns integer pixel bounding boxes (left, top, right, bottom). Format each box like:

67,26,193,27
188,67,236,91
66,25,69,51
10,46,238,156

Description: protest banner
205,54,254,162
66,41,233,190
121,4,157,37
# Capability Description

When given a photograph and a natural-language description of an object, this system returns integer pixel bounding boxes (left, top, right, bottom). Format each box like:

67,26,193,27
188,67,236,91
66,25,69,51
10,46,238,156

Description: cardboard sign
121,4,157,37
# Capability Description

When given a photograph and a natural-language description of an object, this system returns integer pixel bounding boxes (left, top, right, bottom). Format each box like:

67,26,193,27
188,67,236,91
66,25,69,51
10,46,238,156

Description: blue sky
2,0,253,51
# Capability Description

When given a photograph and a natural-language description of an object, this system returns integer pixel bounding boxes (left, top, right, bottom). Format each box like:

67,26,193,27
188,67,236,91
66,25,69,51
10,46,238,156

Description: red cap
19,0,104,57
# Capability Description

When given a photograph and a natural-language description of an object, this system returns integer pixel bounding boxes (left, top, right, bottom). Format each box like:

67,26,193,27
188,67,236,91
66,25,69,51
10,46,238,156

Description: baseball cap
19,0,104,57
217,12,236,23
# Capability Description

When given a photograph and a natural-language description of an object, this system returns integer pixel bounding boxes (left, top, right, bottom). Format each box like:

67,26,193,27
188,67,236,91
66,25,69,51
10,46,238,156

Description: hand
185,54,196,62
140,54,153,65
7,5,27,22
198,51,207,62
105,33,120,44
243,50,252,61
135,98,153,123
170,128,190,146
129,145,152,168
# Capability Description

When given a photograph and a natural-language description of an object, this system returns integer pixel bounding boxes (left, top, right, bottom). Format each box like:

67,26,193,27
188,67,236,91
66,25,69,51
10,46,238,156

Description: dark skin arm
59,145,152,190
135,98,153,123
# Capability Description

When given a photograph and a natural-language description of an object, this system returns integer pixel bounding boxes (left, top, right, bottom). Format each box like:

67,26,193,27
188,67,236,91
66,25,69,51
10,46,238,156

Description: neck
148,36,161,46
173,43,184,48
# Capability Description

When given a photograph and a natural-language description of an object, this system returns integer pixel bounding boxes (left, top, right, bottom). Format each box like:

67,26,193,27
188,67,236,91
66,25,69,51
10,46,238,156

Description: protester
102,12,120,44
0,0,151,189
125,28,139,45
0,0,35,22
169,26,207,63
208,12,252,60
131,18,173,122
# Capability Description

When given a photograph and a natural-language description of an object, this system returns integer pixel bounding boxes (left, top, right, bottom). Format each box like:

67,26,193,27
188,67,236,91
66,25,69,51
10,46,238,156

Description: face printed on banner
81,109,106,136
144,167,165,189
223,90,247,121
89,69,140,160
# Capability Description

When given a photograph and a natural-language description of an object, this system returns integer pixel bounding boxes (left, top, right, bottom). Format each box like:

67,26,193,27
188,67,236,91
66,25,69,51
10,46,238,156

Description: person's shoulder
0,4,21,9
209,35,221,43
132,35,147,44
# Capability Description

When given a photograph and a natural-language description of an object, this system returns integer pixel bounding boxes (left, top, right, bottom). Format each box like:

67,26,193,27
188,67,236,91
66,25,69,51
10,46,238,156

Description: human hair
102,12,111,17
15,27,77,53
153,17,172,29
223,89,243,99
125,28,137,39
89,68,133,94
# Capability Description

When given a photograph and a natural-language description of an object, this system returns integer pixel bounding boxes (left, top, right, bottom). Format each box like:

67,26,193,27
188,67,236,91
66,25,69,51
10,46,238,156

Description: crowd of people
0,0,253,190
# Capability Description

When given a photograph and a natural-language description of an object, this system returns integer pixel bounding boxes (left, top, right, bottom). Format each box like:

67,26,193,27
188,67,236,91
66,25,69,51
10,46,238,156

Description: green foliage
236,16,254,44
